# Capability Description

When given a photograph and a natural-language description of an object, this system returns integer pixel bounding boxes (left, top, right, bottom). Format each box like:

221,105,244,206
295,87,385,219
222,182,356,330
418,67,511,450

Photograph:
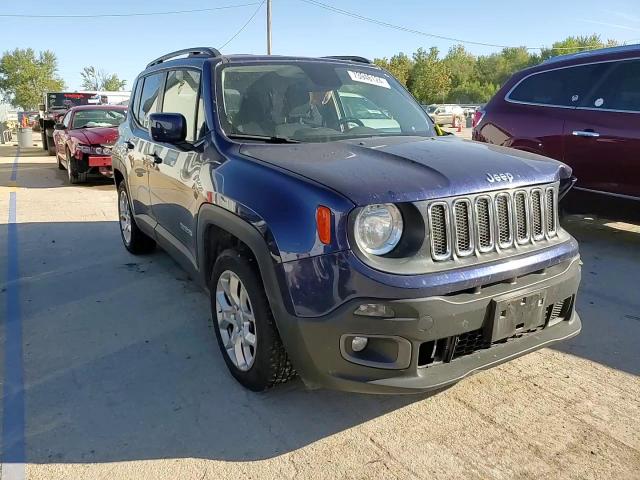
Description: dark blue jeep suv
113,47,581,393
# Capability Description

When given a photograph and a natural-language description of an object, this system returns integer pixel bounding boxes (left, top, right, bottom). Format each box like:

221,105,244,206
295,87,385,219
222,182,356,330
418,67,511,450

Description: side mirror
149,113,186,144
54,123,65,130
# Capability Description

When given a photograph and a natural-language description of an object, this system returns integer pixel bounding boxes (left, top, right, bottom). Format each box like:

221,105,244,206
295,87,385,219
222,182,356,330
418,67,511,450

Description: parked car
113,48,581,394
424,104,464,126
473,45,640,201
39,91,131,156
52,105,127,184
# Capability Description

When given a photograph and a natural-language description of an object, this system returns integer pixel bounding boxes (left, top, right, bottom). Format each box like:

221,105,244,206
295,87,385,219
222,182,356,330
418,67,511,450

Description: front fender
196,202,295,316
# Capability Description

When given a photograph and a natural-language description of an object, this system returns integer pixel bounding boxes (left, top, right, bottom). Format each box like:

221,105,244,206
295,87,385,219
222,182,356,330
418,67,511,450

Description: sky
0,0,639,91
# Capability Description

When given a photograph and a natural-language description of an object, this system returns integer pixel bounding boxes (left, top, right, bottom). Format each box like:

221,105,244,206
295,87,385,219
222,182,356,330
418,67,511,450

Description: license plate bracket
487,290,547,343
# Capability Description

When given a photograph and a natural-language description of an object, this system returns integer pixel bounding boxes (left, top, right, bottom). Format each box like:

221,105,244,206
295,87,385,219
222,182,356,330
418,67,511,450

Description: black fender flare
196,203,293,317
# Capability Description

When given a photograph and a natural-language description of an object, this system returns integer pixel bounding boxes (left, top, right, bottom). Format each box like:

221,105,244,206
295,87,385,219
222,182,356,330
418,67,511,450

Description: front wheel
66,151,86,184
210,249,295,391
117,182,156,254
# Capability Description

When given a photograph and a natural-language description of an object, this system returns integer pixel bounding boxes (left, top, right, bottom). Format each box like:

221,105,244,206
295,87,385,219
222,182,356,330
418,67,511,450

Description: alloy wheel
215,270,257,371
119,189,132,245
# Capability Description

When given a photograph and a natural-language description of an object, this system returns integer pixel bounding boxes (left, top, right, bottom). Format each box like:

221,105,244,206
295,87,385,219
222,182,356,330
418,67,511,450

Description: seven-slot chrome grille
425,184,558,262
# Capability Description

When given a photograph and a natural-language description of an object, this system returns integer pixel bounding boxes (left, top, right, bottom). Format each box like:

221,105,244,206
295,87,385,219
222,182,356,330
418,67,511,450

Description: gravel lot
1,143,638,480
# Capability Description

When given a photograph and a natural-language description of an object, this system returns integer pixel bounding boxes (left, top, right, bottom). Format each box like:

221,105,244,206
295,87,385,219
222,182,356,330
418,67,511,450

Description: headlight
354,203,403,255
76,145,112,155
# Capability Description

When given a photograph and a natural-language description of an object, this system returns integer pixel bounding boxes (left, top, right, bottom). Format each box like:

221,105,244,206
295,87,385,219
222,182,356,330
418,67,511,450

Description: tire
117,181,156,254
57,150,64,170
46,129,56,156
210,249,295,391
66,150,87,184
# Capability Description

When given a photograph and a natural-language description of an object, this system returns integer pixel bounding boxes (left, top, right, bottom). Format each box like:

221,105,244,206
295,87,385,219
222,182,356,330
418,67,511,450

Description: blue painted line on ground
2,149,25,479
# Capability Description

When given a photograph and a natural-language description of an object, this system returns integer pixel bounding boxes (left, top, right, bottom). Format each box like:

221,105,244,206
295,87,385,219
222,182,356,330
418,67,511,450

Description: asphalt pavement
0,144,638,480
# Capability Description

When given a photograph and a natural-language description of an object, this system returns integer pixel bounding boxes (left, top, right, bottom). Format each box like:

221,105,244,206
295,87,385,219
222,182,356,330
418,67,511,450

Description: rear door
563,59,640,198
148,69,205,262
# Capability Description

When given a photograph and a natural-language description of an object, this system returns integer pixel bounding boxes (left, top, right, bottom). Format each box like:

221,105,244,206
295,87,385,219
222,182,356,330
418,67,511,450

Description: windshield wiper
227,133,299,144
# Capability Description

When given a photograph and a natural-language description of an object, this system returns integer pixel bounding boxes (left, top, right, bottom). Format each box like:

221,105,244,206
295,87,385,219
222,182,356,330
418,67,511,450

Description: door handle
572,130,600,138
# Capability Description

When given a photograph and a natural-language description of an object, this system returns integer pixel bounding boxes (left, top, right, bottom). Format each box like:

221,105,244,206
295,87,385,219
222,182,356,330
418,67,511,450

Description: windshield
71,109,126,129
217,61,433,142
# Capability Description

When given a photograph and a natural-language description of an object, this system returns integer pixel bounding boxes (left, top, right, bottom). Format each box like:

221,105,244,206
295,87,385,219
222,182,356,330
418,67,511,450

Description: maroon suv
473,45,640,200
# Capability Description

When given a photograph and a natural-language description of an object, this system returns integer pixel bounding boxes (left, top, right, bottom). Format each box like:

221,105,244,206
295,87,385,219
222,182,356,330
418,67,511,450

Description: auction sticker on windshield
347,71,391,89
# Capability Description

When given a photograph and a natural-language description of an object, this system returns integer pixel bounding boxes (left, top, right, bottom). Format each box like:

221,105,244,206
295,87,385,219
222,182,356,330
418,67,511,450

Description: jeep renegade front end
112,48,581,393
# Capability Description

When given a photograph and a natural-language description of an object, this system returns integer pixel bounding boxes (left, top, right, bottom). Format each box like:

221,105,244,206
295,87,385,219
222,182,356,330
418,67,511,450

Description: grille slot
429,203,450,260
531,189,544,240
495,193,513,248
453,200,473,256
514,191,529,243
545,188,556,236
475,197,493,252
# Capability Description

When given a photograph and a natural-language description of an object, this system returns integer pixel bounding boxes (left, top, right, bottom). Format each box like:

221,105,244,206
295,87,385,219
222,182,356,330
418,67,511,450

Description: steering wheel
337,117,365,129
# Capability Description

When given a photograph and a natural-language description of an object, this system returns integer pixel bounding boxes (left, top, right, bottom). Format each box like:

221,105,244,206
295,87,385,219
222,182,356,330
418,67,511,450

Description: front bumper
278,255,581,394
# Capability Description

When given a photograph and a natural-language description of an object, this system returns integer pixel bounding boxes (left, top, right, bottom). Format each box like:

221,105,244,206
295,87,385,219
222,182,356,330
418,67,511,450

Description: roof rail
146,47,221,68
323,56,373,65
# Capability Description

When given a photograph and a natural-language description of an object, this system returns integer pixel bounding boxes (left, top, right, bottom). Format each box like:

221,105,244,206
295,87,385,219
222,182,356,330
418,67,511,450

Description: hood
240,136,572,205
72,126,119,146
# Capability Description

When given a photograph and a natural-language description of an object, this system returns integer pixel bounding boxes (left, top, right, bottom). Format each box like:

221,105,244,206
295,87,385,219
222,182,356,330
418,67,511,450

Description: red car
473,45,640,201
53,105,127,184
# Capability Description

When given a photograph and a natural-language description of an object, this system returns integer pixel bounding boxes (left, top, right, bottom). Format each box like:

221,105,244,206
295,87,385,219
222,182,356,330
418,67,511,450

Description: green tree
476,46,537,87
0,48,65,109
102,73,127,91
443,44,477,89
374,52,413,87
80,66,126,91
408,47,451,104
540,34,618,60
446,80,498,103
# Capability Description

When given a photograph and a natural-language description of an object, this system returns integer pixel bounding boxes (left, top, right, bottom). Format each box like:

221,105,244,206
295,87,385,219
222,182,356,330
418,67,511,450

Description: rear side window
508,63,610,107
136,72,164,128
162,70,200,142
581,59,640,112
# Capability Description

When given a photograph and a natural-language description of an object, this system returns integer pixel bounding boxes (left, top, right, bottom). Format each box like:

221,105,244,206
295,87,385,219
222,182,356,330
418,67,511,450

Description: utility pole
267,0,272,55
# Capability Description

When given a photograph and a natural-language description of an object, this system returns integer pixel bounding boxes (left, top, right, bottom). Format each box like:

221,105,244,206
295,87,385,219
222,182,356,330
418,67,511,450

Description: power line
0,2,261,19
298,0,634,52
219,0,266,51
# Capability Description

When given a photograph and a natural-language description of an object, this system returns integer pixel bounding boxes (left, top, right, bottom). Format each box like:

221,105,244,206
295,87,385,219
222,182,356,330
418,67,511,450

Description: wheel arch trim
196,202,295,316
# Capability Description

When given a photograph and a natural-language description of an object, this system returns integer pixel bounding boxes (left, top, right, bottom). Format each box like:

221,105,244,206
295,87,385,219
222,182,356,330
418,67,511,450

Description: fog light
351,336,368,352
354,304,395,318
